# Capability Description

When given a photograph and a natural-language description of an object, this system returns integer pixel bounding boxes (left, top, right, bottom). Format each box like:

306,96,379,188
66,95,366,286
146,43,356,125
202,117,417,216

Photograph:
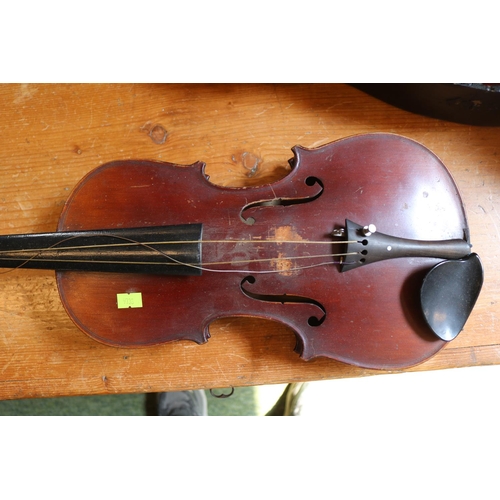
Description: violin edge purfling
0,133,484,370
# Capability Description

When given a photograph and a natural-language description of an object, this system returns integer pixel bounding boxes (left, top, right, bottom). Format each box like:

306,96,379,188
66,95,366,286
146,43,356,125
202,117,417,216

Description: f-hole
240,176,324,225
240,275,326,327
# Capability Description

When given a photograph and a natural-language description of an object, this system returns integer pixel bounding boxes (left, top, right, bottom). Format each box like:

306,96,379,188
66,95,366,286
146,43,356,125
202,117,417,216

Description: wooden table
0,83,498,400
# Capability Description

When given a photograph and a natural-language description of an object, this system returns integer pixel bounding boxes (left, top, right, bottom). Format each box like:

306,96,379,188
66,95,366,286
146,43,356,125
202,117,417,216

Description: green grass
0,385,279,416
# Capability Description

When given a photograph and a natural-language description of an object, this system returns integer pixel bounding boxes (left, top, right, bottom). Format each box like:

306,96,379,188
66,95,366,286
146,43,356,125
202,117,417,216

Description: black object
352,84,500,126
341,219,472,271
420,253,484,341
0,224,203,275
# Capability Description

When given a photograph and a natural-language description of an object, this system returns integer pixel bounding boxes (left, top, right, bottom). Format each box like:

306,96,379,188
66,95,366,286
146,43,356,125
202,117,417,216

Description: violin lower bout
56,256,445,371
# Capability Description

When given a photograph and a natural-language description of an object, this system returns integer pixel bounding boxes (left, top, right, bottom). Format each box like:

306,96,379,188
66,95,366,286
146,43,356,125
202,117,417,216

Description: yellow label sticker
117,292,143,309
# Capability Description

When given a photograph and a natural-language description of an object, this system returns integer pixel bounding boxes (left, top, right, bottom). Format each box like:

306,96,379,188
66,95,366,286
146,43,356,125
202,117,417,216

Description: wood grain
0,83,498,400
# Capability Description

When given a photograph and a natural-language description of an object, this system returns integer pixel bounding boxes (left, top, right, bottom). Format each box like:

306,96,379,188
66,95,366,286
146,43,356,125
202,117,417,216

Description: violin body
50,133,471,370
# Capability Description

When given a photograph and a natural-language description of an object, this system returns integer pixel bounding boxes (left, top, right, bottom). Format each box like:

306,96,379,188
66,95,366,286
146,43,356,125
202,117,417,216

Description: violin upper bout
289,141,339,171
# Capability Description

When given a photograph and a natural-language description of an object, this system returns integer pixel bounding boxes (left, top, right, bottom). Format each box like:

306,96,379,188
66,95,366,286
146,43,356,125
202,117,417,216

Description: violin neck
0,224,202,275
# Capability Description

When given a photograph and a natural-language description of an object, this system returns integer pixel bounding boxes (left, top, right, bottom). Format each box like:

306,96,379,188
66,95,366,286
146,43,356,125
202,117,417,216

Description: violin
0,133,483,370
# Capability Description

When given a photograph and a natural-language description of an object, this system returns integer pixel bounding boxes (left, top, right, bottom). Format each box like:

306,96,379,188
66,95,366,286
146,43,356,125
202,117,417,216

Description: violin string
0,258,352,275
0,238,355,255
0,253,354,266
0,252,357,273
0,233,359,275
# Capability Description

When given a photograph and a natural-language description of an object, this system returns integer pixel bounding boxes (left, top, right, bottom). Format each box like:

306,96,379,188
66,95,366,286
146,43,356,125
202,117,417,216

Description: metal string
0,233,359,275
0,237,355,254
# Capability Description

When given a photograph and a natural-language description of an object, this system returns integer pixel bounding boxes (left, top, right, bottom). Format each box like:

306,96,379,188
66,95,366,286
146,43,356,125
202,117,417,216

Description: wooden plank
0,83,498,400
